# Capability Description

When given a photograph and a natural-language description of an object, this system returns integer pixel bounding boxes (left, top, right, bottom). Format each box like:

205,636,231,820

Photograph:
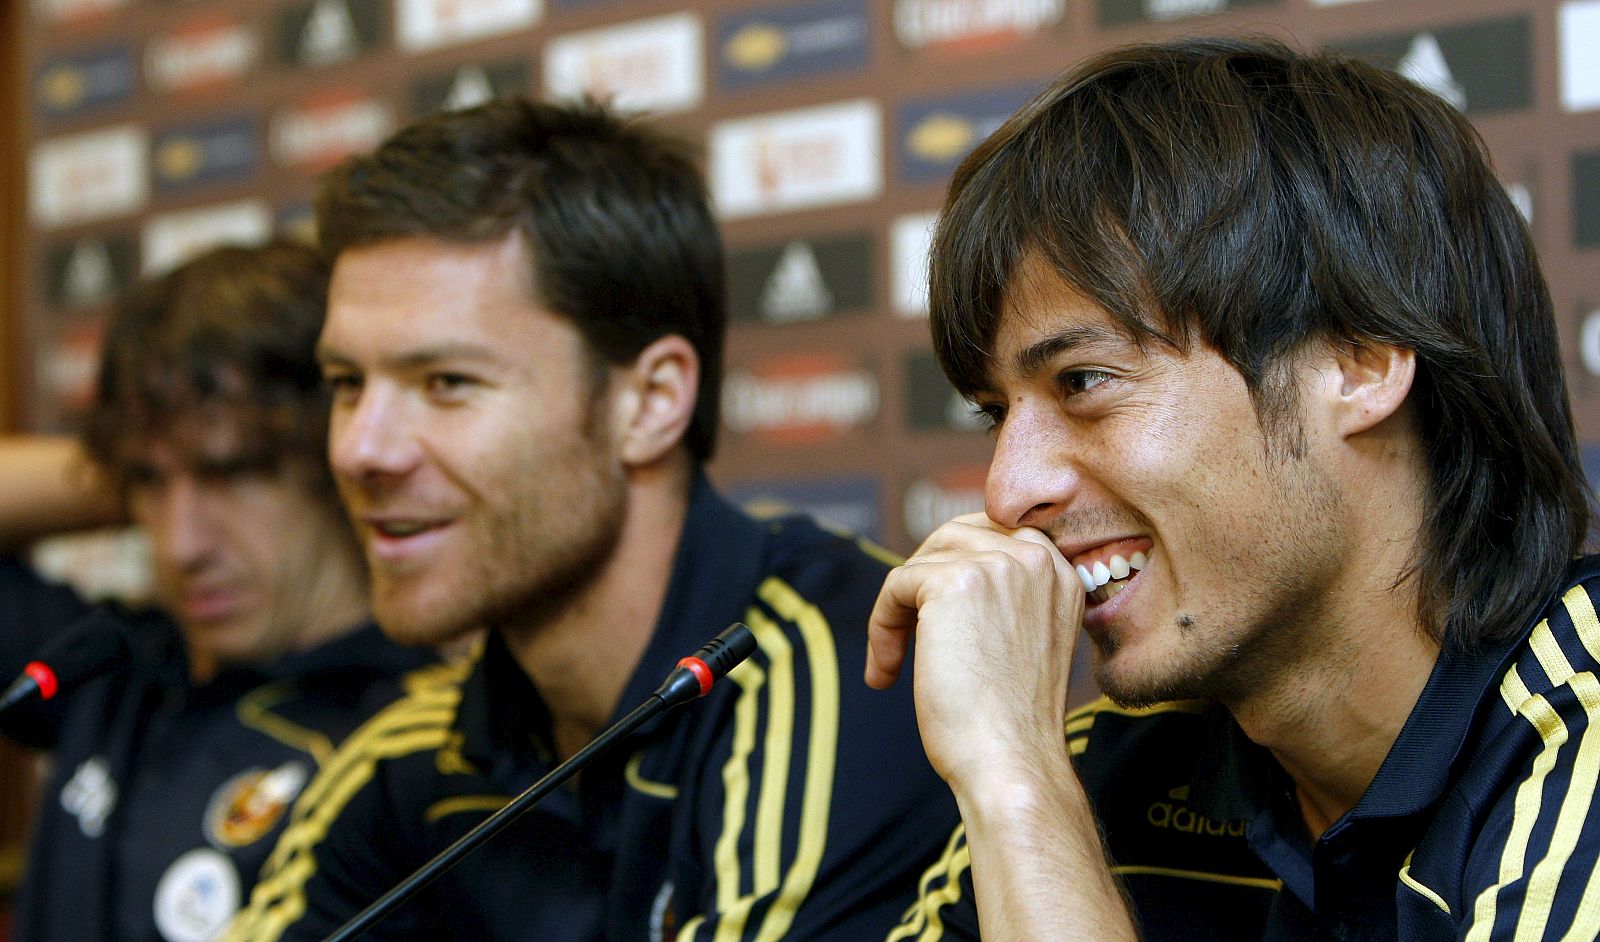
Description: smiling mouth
1073,550,1148,605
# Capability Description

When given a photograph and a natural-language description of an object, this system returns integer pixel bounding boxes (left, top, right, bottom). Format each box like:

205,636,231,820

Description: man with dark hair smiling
873,38,1600,940
229,99,953,941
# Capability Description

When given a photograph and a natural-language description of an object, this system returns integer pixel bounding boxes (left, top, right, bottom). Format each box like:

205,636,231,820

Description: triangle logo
63,239,115,306
1399,33,1466,110
300,0,359,67
760,242,833,322
443,65,495,112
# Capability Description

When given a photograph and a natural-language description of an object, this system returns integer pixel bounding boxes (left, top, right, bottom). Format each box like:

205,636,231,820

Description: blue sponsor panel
151,116,261,193
897,82,1038,186
716,0,870,92
726,475,883,542
1331,16,1531,115
1577,151,1600,249
34,44,136,120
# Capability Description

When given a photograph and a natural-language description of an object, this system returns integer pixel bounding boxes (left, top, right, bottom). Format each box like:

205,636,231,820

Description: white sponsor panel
142,200,272,276
895,0,1064,49
147,19,259,92
710,99,882,219
1307,0,1376,4
1582,309,1600,377
903,473,986,542
1145,0,1225,19
722,362,880,441
545,12,703,115
1562,1,1600,112
271,94,393,170
397,0,542,52
891,211,939,318
35,0,128,23
30,125,149,228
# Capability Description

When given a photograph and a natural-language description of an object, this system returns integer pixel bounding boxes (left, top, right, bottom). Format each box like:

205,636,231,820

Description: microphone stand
322,622,757,942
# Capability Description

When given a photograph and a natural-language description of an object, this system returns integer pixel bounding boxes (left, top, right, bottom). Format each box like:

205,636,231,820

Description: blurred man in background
874,38,1600,940
230,99,955,941
0,240,435,942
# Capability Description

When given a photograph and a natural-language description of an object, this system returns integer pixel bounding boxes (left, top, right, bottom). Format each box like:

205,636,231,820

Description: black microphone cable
321,620,759,942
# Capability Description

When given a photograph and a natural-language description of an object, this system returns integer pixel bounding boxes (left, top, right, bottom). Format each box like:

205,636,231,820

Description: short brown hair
317,98,727,463
932,37,1590,648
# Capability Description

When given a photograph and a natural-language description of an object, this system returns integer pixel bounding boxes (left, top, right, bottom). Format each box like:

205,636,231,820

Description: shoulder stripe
703,577,841,941
885,825,969,942
1563,586,1600,664
222,685,461,942
1530,619,1575,688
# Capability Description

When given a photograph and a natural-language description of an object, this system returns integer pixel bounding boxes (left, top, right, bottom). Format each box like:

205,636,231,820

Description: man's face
320,235,627,646
125,418,354,670
972,256,1348,707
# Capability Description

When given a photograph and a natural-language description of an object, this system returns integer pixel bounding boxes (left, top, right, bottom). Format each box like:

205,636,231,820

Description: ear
1324,340,1416,438
609,334,699,467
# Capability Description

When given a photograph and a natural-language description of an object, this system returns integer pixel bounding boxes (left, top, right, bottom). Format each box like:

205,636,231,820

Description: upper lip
1052,534,1144,563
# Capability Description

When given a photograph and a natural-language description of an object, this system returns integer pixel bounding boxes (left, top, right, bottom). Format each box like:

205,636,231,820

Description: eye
968,400,1006,432
1060,368,1112,397
322,370,362,401
425,372,476,400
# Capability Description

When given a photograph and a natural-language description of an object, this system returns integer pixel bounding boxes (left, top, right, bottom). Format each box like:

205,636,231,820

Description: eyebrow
1013,324,1129,378
315,342,503,371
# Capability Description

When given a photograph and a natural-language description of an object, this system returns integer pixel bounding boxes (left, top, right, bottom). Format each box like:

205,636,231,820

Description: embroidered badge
61,756,117,838
153,848,240,942
203,760,309,848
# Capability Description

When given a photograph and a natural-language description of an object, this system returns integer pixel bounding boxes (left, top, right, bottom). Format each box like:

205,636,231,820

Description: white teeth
1076,565,1096,593
1092,561,1111,587
1130,551,1147,571
1109,555,1130,580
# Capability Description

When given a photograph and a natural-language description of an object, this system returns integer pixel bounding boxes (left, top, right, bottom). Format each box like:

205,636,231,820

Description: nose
984,403,1081,530
146,476,215,573
329,382,420,486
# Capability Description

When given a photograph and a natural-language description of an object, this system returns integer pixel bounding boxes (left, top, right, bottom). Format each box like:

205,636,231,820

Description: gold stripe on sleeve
1530,619,1575,687
424,795,512,823
885,826,968,942
1563,586,1600,665
709,656,767,923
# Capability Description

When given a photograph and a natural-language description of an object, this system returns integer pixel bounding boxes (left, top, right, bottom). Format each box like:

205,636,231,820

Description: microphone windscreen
31,609,133,691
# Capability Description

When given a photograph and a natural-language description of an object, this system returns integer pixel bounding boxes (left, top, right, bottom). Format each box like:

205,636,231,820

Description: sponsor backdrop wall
7,0,1600,921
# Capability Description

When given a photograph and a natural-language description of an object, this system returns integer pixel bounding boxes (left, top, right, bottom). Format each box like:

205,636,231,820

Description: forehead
985,257,1140,377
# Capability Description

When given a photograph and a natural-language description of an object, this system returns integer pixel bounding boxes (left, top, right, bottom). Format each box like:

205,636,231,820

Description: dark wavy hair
931,36,1591,648
84,240,336,500
316,97,727,463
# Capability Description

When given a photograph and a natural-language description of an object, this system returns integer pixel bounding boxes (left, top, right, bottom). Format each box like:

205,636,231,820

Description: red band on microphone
23,662,58,701
676,657,714,697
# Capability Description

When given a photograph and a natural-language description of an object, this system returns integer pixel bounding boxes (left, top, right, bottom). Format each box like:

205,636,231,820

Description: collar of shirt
455,472,770,781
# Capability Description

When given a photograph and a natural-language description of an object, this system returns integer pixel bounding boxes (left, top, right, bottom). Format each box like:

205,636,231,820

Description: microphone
322,621,758,942
0,610,131,717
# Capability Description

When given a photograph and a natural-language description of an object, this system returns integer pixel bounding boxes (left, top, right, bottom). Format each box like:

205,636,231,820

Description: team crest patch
154,848,240,942
203,761,309,848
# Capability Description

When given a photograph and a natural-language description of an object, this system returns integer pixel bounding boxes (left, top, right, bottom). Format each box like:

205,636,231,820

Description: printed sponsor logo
1577,151,1600,248
36,0,128,25
727,476,882,541
34,45,136,119
903,465,986,542
30,124,149,228
715,0,870,91
728,231,873,324
43,233,137,308
152,116,260,192
397,0,543,53
37,322,106,419
1099,0,1277,24
141,199,272,276
906,352,985,433
894,0,1065,54
899,83,1036,186
276,0,386,68
271,89,394,170
61,756,117,838
412,57,530,116
1145,785,1248,837
722,351,880,444
710,99,882,219
545,13,703,115
891,211,938,317
147,15,260,93
1331,16,1531,114
1563,1,1600,112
